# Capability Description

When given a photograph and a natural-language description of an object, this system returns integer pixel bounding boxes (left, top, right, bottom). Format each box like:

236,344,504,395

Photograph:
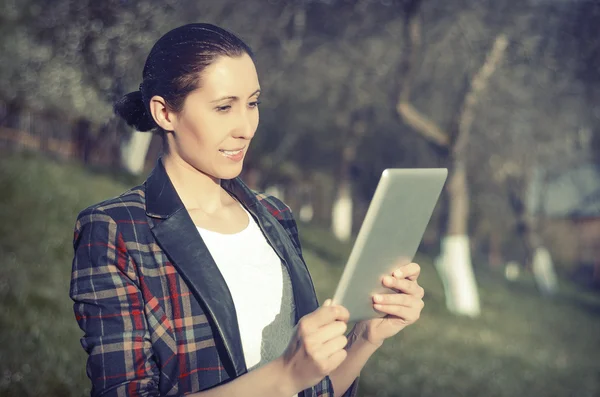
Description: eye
216,105,231,112
249,100,261,108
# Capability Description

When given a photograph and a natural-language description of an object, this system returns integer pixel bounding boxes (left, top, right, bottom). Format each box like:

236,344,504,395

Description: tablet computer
332,168,447,322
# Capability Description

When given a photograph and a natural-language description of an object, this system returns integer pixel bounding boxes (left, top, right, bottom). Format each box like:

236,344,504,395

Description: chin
216,163,244,180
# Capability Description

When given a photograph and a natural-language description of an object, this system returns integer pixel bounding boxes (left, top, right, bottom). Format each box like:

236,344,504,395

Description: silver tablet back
332,168,447,322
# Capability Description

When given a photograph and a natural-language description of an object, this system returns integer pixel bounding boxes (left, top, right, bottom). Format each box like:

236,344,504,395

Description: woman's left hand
354,262,425,347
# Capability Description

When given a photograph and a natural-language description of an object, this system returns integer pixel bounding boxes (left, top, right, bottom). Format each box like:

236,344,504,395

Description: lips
219,147,246,162
219,148,244,156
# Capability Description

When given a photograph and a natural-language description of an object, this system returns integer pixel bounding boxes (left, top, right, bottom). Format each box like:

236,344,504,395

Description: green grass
1,151,599,397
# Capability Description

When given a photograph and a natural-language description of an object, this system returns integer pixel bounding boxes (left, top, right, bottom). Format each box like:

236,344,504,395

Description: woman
70,23,425,397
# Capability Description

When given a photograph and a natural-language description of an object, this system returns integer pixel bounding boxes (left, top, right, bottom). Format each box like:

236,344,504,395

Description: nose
234,109,257,140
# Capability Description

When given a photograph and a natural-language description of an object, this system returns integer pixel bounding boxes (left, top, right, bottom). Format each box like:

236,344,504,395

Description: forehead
198,54,259,97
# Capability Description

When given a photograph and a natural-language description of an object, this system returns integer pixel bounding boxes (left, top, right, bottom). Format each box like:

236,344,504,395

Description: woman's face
167,53,260,180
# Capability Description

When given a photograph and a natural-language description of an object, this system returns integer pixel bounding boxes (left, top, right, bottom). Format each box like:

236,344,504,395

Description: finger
301,305,350,333
319,334,349,359
323,299,332,307
373,304,422,322
324,347,348,373
373,292,415,307
393,262,421,281
383,277,425,298
305,320,348,346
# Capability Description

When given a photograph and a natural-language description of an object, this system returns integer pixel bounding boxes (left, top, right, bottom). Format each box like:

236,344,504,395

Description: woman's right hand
278,300,350,393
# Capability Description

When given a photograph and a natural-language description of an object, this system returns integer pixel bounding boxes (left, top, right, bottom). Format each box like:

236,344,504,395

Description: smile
219,147,246,162
219,149,244,155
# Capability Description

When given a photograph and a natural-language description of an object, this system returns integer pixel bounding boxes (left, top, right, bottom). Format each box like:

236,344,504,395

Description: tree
394,0,514,316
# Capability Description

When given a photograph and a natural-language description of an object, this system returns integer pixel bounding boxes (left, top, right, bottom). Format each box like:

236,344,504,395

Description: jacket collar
144,159,182,219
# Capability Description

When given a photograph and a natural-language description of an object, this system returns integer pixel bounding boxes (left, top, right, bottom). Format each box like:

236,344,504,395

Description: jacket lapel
144,160,247,378
222,178,319,322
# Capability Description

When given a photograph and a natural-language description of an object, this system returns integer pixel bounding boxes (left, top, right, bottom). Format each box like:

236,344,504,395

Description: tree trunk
447,163,469,236
524,172,559,294
488,230,503,268
531,246,558,295
436,162,481,316
332,145,355,242
396,12,507,314
332,180,353,241
121,129,153,175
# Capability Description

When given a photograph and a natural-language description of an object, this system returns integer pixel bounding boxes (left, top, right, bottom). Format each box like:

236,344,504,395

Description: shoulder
251,190,293,221
75,185,146,230
252,190,303,248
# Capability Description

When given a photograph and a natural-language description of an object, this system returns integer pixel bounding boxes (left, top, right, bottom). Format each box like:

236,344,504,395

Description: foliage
1,0,599,255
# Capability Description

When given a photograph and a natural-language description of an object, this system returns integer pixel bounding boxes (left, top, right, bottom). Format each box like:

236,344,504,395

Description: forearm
186,357,298,397
329,325,381,396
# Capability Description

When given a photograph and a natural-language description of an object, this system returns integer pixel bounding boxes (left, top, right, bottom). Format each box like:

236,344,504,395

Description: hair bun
113,90,156,132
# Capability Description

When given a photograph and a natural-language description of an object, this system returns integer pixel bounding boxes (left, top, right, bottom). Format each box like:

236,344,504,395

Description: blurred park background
1,0,600,396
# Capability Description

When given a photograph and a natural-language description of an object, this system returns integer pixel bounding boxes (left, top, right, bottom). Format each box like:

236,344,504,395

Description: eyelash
216,101,261,112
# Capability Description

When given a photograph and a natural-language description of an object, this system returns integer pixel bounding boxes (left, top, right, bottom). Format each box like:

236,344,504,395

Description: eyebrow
211,89,261,103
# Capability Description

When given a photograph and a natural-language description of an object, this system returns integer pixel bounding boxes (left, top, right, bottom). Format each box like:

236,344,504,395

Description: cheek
252,110,260,131
178,116,213,147
174,118,217,163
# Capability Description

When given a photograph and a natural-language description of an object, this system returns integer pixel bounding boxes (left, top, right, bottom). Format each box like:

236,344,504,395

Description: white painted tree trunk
435,235,481,317
531,246,558,295
504,261,521,281
121,130,153,175
332,183,353,242
299,203,314,223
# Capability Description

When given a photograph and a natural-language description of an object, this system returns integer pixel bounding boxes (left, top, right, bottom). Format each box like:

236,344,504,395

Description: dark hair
114,23,253,132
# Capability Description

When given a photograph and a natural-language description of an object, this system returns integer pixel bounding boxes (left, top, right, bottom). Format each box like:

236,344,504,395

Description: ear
149,95,178,131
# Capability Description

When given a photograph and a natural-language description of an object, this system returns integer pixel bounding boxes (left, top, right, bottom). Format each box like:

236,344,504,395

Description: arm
70,208,160,397
72,210,295,397
328,324,381,397
184,357,292,397
73,208,350,397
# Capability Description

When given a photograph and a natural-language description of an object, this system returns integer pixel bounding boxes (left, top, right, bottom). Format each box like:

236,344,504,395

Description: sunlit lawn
1,152,599,397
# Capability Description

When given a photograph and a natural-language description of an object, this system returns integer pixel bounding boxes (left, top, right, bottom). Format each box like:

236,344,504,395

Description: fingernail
374,304,382,310
373,294,382,303
324,299,331,306
384,276,394,284
394,270,403,278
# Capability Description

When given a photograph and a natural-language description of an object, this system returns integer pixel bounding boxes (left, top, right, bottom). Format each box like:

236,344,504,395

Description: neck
162,154,227,214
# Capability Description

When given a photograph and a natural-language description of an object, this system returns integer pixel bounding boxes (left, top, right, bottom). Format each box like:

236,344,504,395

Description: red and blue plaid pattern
70,162,358,397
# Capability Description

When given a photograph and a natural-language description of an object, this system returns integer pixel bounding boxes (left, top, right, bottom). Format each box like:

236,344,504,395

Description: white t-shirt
196,207,297,374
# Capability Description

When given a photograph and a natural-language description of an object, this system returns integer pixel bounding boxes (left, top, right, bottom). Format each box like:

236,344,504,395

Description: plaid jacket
70,159,359,397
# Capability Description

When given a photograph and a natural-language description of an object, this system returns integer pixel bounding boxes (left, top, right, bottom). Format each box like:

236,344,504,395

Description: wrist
351,323,384,350
270,356,300,396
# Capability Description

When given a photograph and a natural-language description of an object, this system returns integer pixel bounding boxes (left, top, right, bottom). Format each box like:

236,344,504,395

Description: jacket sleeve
340,380,360,397
70,208,160,397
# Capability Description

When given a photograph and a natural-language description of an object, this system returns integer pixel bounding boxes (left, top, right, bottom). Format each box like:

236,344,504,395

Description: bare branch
396,101,451,146
454,34,509,157
397,12,451,147
399,12,422,103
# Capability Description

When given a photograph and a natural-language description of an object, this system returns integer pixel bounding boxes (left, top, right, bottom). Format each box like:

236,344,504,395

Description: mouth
219,148,245,156
219,146,246,162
